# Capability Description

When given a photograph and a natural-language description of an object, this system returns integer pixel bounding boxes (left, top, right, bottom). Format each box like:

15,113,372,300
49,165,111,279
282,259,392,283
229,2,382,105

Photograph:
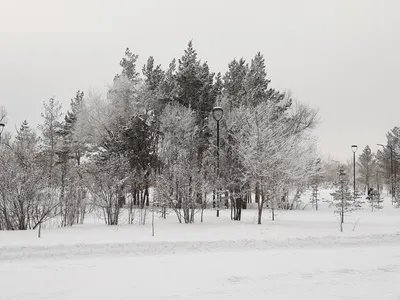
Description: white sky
1,0,399,161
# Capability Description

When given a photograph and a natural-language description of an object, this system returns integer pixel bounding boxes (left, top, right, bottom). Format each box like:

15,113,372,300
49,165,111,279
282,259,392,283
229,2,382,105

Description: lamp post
351,145,357,198
377,143,394,204
0,123,5,143
212,106,223,217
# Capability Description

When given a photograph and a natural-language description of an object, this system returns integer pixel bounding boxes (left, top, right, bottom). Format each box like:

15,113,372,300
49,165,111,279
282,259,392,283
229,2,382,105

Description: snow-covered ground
1,190,400,299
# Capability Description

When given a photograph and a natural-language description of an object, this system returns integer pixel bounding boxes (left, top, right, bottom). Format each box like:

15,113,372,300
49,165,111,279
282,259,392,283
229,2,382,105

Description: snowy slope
1,193,400,299
2,244,400,300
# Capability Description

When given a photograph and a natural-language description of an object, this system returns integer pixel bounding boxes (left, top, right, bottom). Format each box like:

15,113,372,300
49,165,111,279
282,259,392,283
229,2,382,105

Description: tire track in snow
1,232,400,261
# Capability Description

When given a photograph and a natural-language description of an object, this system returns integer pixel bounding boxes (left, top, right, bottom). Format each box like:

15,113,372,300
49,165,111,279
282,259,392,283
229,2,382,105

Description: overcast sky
1,0,399,161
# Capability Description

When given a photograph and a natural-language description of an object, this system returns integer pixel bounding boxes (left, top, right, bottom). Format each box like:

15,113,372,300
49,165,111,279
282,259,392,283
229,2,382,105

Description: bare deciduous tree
231,101,319,224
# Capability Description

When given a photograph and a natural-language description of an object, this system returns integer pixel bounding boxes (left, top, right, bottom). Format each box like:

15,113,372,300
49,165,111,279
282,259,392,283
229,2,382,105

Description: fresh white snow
1,191,400,299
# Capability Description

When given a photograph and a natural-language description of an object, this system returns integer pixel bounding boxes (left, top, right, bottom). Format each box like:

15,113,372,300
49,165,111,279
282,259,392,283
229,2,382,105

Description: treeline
355,137,400,200
322,133,400,203
0,41,320,230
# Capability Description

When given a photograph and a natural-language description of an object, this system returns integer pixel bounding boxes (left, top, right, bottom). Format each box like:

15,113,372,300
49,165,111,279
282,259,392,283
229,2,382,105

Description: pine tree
56,91,87,226
159,58,178,103
310,158,323,210
174,41,220,213
176,41,203,110
329,165,362,232
142,56,165,92
375,147,394,199
357,145,376,193
243,52,291,118
244,52,270,106
13,121,41,230
386,127,400,147
175,41,217,123
220,59,250,214
16,120,37,150
64,90,86,165
213,72,223,100
38,97,63,186
223,58,247,110
117,48,140,83
64,91,83,135
386,127,400,197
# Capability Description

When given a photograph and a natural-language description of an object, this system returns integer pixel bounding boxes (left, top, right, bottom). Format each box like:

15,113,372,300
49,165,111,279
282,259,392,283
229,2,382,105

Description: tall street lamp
351,145,357,198
377,143,394,204
212,106,223,217
0,123,5,143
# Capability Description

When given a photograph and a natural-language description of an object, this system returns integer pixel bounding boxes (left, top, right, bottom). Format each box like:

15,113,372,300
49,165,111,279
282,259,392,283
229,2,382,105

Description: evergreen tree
64,91,83,135
64,90,86,165
16,120,37,150
38,97,63,186
175,41,219,171
117,48,140,83
310,158,323,210
142,56,165,92
223,58,247,110
56,91,88,226
357,145,376,193
329,165,362,232
243,52,291,118
386,127,400,194
244,52,270,106
213,72,223,100
176,41,201,108
375,149,389,184
159,58,178,103
120,114,158,209
176,41,216,119
11,121,43,230
386,127,400,147
220,59,249,213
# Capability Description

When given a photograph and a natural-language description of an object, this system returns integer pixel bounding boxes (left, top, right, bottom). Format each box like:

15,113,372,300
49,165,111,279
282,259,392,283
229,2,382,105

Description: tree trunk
60,164,67,227
230,193,234,220
255,182,260,203
201,192,206,223
257,199,263,225
237,198,242,221
38,223,42,238
216,190,220,217
145,185,150,206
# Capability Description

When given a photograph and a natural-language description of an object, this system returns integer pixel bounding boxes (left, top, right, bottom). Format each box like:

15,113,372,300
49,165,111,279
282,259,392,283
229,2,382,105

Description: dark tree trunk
257,203,263,225
132,187,137,206
255,182,260,203
212,189,216,208
233,197,243,221
145,186,150,207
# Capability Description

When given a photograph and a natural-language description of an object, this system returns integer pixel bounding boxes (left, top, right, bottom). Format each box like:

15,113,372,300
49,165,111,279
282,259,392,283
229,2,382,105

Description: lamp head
351,145,358,153
212,107,224,122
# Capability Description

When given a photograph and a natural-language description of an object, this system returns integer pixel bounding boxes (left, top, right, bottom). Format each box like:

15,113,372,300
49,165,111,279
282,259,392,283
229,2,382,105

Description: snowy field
1,190,400,299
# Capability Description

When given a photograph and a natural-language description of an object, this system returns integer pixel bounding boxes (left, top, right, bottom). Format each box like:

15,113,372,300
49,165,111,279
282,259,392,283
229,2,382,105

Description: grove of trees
0,41,346,230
